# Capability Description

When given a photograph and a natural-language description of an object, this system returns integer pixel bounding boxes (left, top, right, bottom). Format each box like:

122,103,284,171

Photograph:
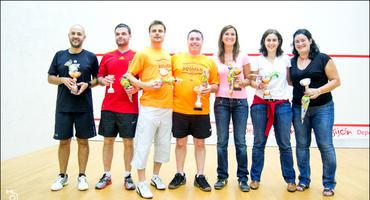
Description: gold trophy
65,59,81,95
120,75,133,102
299,78,311,123
227,64,242,95
193,70,209,111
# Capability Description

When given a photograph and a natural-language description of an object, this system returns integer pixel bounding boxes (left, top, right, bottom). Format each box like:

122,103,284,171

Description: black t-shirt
290,53,332,107
48,49,99,112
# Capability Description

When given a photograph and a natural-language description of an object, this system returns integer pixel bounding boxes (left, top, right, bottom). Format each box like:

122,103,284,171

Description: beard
69,39,82,48
116,40,129,47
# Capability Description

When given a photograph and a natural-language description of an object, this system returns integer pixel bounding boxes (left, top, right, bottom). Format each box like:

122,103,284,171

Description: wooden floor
1,141,369,200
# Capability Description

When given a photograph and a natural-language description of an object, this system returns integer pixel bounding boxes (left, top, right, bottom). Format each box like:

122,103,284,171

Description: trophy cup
299,78,311,123
65,59,81,95
107,75,115,93
227,63,242,95
259,71,279,99
193,70,209,111
120,75,133,102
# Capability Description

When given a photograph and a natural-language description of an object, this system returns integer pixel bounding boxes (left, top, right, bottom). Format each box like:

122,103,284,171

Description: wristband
87,82,92,88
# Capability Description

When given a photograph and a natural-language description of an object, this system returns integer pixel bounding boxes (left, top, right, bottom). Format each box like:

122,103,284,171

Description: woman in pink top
213,25,251,192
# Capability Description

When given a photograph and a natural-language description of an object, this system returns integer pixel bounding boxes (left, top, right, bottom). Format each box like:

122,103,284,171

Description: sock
152,174,159,179
104,171,111,177
78,173,86,177
123,171,131,178
59,173,66,178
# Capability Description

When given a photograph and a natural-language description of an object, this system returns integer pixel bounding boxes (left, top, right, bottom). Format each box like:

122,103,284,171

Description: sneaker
95,173,112,190
287,183,297,192
239,180,250,192
214,178,227,190
136,182,153,199
250,181,260,190
150,175,166,190
124,174,136,190
50,174,69,191
77,175,89,191
194,174,211,192
168,173,186,189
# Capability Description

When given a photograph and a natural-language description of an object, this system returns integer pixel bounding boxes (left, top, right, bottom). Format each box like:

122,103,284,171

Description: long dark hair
259,29,284,57
217,25,240,64
292,29,320,59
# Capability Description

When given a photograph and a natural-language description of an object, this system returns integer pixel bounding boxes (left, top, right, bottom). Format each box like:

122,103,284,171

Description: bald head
68,24,86,48
69,24,85,35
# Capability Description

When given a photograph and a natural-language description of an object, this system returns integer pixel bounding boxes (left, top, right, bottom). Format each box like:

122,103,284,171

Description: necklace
298,56,310,69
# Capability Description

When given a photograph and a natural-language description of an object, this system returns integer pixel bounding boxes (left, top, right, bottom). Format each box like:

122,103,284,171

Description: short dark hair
148,20,166,33
292,28,320,59
115,23,131,34
187,29,203,40
259,29,284,57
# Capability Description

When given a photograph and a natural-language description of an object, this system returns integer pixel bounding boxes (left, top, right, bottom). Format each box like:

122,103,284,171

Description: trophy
299,78,311,123
193,70,209,111
156,68,182,86
259,71,279,99
107,75,115,93
227,64,242,95
65,59,81,95
120,75,133,102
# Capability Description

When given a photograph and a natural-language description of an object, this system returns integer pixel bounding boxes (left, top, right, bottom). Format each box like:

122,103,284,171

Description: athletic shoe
124,174,136,190
50,174,68,191
150,175,166,190
95,173,112,190
168,173,186,189
77,175,89,191
194,174,211,192
136,182,153,199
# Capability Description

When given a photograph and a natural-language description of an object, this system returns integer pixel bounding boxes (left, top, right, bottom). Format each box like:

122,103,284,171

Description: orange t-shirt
128,47,173,108
172,52,219,114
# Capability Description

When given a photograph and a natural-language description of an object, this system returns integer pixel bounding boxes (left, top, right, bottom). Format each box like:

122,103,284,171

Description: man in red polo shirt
95,23,139,190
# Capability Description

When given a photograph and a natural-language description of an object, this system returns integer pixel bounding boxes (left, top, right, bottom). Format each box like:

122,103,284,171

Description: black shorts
172,112,212,139
54,112,96,140
98,110,138,138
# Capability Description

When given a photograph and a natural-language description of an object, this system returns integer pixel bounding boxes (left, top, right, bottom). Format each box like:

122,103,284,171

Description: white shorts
131,105,173,169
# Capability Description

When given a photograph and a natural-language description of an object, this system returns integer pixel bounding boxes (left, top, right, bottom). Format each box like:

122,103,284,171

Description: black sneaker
239,180,250,192
214,178,228,190
168,173,186,189
194,174,211,192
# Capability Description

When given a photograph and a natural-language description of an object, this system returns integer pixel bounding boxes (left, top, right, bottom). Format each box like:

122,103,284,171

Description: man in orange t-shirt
168,29,219,192
125,20,173,199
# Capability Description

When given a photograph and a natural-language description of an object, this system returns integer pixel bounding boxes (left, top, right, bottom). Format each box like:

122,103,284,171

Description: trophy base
193,107,203,111
233,87,242,91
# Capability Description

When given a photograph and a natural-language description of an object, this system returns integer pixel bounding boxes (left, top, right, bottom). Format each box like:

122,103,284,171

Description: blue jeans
293,100,336,189
250,101,296,184
214,97,249,182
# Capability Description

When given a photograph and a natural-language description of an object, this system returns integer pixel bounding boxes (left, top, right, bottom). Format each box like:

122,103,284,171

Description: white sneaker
136,181,153,199
51,174,69,191
77,175,89,191
151,175,166,190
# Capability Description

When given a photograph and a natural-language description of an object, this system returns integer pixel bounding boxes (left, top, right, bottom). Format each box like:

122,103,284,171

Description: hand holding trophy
65,59,81,95
299,78,311,123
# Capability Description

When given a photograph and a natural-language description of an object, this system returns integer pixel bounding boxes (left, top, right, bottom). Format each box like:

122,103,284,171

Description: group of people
47,20,341,198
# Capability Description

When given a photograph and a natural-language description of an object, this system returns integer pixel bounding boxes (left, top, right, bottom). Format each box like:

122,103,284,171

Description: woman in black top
289,29,341,197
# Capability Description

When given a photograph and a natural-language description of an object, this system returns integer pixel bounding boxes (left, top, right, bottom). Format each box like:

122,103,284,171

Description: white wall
1,1,369,160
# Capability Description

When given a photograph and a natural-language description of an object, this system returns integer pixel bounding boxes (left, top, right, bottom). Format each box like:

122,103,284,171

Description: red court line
96,53,370,58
